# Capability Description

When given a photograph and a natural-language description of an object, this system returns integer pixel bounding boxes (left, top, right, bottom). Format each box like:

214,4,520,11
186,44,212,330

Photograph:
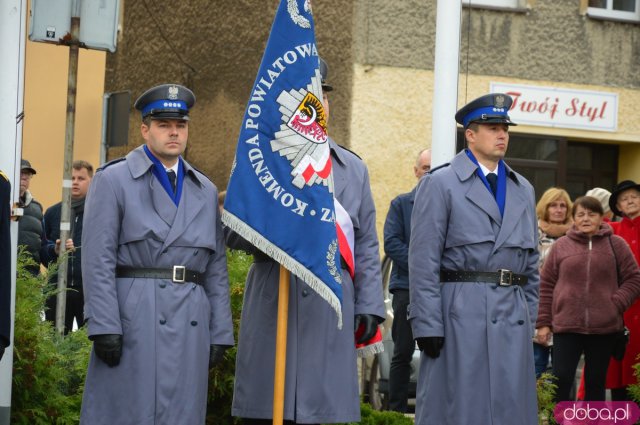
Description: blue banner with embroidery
222,0,343,328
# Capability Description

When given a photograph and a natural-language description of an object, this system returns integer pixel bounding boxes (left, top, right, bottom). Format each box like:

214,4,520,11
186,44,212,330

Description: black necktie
167,170,177,194
486,173,498,198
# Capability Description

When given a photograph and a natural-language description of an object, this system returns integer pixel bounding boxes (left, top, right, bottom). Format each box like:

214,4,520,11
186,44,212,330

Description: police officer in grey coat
80,84,234,425
409,93,539,425
230,59,386,425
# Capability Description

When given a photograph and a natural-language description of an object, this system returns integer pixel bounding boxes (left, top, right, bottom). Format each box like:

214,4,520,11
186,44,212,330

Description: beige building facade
23,0,638,234
22,38,105,211
102,0,640,236
351,0,640,232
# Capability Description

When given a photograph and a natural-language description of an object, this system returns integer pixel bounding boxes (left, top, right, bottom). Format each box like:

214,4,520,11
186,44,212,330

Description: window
587,0,640,22
462,0,524,10
456,131,619,201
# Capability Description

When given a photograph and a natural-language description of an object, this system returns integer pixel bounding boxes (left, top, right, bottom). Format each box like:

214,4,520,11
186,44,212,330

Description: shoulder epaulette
428,163,450,174
97,157,126,172
0,170,8,182
338,144,362,160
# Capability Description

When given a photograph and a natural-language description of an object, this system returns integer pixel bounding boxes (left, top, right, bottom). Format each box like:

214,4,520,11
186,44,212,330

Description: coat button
491,318,497,324
191,321,198,326
518,320,525,325
302,289,309,297
159,283,166,288
160,319,166,325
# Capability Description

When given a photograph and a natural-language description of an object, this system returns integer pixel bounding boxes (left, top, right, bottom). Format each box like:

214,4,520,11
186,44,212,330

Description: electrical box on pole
29,0,120,52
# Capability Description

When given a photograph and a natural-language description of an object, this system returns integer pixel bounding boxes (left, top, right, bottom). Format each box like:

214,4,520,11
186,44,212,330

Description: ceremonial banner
222,0,343,327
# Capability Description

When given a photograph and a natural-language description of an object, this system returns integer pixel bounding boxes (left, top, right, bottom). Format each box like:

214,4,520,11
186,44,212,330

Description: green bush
335,402,414,425
537,372,558,425
628,358,640,403
11,249,91,425
206,249,252,425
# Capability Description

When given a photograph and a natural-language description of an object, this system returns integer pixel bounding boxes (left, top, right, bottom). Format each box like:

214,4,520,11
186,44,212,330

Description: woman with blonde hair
534,187,573,378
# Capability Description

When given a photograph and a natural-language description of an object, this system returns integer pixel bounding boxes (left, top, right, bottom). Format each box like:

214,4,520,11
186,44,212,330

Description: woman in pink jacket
536,196,640,401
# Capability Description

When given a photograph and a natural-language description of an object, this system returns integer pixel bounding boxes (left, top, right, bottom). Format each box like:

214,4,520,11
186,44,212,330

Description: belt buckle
498,269,513,286
173,265,186,283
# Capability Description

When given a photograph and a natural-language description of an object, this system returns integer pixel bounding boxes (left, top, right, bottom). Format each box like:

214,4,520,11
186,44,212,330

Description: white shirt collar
165,161,179,175
478,162,498,177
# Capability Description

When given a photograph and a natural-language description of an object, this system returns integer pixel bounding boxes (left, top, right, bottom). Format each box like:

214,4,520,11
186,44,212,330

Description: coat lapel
454,154,502,226
150,176,178,227
126,146,178,227
161,168,207,250
494,171,528,251
465,177,502,227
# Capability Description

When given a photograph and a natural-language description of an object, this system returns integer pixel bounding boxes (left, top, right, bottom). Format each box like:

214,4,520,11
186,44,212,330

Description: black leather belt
440,269,528,286
253,252,349,270
116,266,204,285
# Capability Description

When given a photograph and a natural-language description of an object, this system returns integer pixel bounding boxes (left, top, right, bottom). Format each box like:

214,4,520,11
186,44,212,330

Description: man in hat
229,57,385,424
79,84,234,425
17,159,44,275
383,148,431,413
409,93,539,425
0,170,11,361
606,180,640,400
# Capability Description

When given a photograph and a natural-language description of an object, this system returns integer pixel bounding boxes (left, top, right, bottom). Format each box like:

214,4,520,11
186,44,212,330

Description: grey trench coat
230,140,386,424
80,146,234,425
409,151,539,425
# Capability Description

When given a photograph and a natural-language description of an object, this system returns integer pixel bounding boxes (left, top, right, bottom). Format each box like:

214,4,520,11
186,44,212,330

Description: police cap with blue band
134,84,196,121
455,93,517,128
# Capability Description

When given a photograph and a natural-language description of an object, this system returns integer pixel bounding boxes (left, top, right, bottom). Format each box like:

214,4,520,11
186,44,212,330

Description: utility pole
55,2,82,335
430,0,462,167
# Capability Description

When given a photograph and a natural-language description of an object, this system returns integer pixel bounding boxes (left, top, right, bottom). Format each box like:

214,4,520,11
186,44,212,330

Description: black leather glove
91,334,123,367
209,344,230,368
416,337,444,359
354,314,377,344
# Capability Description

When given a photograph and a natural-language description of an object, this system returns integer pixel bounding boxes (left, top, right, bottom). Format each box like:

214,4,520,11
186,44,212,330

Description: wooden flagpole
273,265,290,425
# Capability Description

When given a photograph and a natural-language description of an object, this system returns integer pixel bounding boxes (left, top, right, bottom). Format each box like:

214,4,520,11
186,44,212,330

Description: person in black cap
606,179,640,401
0,170,11,362
17,159,44,276
79,84,234,425
409,93,539,425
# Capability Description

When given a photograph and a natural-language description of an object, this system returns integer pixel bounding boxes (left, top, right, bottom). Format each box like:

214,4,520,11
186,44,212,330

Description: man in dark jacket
17,159,44,275
383,148,430,412
42,160,93,333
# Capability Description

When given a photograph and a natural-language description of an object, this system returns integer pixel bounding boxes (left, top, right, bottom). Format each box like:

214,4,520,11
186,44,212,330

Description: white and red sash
334,198,383,357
